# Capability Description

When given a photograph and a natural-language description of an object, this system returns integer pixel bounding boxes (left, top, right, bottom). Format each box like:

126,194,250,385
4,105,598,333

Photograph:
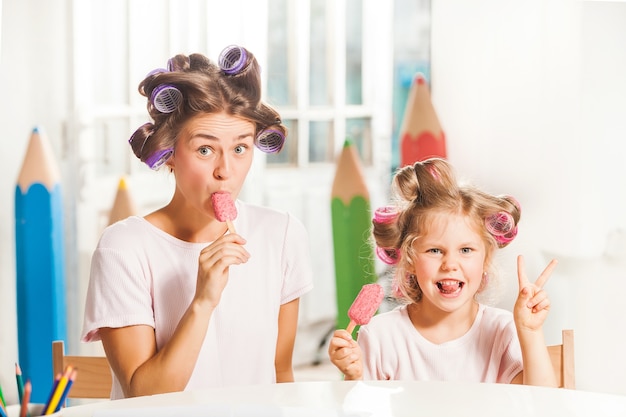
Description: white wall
0,0,70,405
432,0,626,395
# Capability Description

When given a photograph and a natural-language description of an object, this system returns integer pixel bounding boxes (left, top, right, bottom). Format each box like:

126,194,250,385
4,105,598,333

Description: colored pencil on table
54,368,78,413
43,372,61,415
19,380,31,417
0,383,6,408
0,402,7,417
330,139,377,330
15,363,25,404
15,126,68,403
107,176,138,225
44,365,73,415
399,73,446,167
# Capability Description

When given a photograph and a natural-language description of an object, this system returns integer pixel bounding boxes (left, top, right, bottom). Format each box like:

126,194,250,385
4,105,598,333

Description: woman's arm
101,233,249,397
275,298,300,383
100,299,214,397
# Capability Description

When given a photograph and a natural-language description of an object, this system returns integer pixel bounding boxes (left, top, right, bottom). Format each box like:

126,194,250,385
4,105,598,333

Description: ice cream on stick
346,283,384,334
211,191,237,234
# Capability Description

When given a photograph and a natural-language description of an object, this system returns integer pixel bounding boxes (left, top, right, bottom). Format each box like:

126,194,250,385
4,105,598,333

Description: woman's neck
145,202,227,243
407,300,479,345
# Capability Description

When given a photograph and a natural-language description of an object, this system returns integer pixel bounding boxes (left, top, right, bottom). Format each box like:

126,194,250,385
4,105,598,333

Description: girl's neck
407,300,479,345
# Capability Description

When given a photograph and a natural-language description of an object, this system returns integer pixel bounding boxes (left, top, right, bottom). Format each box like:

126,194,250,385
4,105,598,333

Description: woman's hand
195,233,249,308
328,329,364,380
514,255,558,332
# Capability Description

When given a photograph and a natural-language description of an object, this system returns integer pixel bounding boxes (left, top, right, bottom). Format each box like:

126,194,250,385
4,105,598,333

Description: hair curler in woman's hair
151,84,183,113
485,211,518,246
255,128,285,153
218,45,249,75
145,147,174,170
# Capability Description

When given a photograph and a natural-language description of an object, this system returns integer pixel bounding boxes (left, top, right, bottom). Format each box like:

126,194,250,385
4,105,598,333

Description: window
266,0,376,167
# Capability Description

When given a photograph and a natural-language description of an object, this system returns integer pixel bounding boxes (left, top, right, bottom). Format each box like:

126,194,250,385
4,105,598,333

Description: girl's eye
198,146,212,156
428,248,441,254
234,145,247,155
461,247,472,254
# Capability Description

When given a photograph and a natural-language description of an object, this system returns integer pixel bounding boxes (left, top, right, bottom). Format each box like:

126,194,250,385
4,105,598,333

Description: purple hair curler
218,45,248,75
145,147,174,170
151,84,183,113
255,129,285,153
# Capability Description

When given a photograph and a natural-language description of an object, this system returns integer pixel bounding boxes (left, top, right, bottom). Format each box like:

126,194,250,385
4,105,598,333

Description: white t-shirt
358,304,523,383
81,201,314,399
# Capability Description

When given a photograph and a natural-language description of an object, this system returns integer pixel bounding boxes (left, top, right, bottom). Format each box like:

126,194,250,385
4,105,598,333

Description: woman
82,46,314,399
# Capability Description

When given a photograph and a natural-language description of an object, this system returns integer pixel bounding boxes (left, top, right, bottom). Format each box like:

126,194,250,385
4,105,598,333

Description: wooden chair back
52,340,112,399
547,329,575,389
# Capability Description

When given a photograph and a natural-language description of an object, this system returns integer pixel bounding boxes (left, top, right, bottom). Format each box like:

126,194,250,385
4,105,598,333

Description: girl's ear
477,271,489,293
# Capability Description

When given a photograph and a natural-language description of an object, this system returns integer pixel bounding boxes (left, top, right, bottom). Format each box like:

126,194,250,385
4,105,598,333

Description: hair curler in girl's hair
485,211,518,245
151,84,183,113
373,206,399,224
255,128,285,153
376,246,399,265
218,45,248,75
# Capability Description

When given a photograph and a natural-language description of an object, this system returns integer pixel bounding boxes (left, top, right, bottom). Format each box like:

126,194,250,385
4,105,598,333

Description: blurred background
0,0,625,402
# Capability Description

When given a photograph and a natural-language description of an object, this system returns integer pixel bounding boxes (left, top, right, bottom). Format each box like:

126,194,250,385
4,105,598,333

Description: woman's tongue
437,280,463,295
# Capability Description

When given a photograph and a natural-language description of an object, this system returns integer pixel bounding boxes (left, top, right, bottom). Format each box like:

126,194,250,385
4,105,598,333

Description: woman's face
167,111,255,219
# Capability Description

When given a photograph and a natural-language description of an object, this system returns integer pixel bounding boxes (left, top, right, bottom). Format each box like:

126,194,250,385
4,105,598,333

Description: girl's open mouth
436,280,464,295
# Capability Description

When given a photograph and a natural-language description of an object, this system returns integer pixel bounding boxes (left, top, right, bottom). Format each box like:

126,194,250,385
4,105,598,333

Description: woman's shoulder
97,216,159,248
238,201,307,232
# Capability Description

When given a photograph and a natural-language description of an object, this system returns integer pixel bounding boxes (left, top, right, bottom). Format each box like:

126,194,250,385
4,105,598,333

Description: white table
52,381,626,417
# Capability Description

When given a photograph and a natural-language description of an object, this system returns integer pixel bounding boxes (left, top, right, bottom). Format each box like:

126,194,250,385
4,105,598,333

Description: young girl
328,158,558,387
82,46,314,399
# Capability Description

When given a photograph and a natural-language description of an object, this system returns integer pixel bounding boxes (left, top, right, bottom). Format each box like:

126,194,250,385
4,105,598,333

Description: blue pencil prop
15,127,68,403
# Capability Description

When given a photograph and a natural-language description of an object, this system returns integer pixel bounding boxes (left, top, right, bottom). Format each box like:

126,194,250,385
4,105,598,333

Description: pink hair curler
373,206,398,224
376,246,399,265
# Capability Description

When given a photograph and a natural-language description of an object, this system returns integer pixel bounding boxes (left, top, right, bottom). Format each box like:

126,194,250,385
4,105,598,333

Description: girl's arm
101,233,249,397
274,298,300,382
512,255,559,387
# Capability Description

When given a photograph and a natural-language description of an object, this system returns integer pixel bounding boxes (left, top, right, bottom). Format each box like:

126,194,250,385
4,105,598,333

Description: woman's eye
234,145,247,155
198,146,212,156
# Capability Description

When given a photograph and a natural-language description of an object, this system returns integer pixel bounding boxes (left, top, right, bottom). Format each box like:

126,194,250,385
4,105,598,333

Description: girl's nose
441,254,459,271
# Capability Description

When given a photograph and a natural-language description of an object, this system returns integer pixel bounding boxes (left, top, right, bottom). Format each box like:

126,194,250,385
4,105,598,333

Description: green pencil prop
331,140,377,330
15,127,68,403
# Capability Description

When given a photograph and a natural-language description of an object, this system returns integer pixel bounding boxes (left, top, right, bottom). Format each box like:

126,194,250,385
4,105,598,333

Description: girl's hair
129,46,286,169
372,158,521,304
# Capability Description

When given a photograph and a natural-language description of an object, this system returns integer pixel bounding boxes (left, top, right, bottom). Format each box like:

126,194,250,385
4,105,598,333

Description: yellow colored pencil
44,365,73,415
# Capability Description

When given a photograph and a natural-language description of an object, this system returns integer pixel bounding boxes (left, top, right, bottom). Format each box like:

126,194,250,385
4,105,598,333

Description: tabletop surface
48,380,626,417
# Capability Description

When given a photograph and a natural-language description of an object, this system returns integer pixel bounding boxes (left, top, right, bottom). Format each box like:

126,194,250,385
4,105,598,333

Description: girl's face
167,111,255,219
410,212,487,314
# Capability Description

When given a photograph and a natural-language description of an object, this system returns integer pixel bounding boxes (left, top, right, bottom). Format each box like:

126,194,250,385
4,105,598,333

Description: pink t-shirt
358,304,523,383
81,201,314,399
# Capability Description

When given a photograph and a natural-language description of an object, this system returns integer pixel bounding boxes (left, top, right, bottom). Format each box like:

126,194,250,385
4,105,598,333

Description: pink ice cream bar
211,191,237,233
346,283,384,334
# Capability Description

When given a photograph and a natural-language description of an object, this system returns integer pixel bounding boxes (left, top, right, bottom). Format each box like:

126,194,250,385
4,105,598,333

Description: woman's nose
213,154,231,179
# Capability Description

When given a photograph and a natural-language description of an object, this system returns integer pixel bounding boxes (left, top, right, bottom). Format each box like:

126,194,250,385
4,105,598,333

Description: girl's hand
514,255,558,332
328,329,363,380
195,233,250,308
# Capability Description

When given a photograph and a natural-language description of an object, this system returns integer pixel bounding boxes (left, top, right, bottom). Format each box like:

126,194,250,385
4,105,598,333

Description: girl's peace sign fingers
517,255,558,290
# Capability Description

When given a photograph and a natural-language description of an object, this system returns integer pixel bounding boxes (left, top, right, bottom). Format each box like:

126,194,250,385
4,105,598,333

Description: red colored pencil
19,380,31,417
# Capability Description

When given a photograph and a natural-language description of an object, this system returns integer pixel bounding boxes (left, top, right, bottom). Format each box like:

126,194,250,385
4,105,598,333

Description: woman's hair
129,45,286,169
372,158,521,304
